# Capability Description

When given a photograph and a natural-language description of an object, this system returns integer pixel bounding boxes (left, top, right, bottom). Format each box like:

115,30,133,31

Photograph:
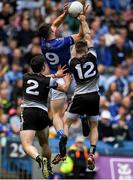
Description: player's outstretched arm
71,4,90,42
51,3,69,32
79,14,93,48
71,24,83,42
71,45,77,59
57,74,72,92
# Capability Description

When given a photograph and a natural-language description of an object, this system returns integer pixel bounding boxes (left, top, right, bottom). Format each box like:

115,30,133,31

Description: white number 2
45,52,59,65
26,80,39,95
75,62,96,79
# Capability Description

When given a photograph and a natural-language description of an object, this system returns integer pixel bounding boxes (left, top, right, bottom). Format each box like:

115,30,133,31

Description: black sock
36,155,41,161
36,155,42,167
90,145,96,155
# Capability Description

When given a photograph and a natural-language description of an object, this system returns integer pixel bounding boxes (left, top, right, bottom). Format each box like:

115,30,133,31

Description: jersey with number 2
41,36,74,73
23,73,58,106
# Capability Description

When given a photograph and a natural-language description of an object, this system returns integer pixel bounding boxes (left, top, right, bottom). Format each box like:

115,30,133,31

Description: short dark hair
30,54,45,73
75,40,87,53
38,23,51,39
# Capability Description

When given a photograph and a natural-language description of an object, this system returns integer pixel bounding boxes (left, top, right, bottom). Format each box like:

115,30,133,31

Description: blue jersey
41,36,74,73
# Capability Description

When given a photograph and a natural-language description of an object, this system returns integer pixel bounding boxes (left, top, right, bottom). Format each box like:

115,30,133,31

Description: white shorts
50,77,76,101
65,111,99,121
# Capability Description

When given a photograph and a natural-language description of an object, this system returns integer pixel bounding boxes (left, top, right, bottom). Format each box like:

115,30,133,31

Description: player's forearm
72,23,83,42
52,12,67,29
81,19,93,47
71,46,77,58
78,23,83,38
81,19,91,36
45,73,61,78
45,74,54,78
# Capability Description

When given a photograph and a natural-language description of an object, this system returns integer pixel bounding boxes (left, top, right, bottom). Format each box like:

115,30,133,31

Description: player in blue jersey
52,14,99,171
38,4,84,142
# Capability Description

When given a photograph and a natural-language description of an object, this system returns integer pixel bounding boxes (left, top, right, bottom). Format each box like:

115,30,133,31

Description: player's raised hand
83,4,90,16
63,73,72,84
55,65,68,78
76,4,89,21
64,3,70,14
78,0,86,6
77,4,90,18
77,14,86,21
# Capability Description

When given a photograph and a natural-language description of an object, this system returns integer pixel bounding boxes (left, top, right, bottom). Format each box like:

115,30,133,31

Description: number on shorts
45,52,59,65
26,80,39,95
75,62,96,79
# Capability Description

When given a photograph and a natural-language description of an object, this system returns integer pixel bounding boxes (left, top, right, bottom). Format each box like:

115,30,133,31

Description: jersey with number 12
69,48,99,94
41,36,74,73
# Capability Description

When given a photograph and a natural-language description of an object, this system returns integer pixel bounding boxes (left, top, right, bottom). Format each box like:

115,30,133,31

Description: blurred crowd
0,0,133,148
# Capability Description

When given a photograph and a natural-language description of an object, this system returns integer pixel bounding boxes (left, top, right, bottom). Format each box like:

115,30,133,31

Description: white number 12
75,62,96,79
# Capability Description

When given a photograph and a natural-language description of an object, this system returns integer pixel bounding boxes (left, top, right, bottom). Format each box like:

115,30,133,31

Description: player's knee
51,102,65,115
39,139,48,147
53,112,63,120
89,120,98,128
40,142,49,150
21,137,32,149
22,142,30,153
64,117,72,126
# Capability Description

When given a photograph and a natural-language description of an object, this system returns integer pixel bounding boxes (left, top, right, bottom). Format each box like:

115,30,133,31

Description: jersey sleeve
49,77,58,89
40,38,45,49
41,38,49,50
64,36,74,46
68,57,77,73
87,47,97,58
68,58,72,66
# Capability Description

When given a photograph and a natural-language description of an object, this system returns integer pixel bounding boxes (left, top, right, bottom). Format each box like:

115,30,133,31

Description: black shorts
68,92,100,116
20,107,50,131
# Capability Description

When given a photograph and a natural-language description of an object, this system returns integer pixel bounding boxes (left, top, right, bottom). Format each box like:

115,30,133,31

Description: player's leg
50,95,66,138
80,92,100,170
20,130,48,177
36,127,53,177
60,112,78,154
81,114,90,137
52,81,77,164
50,77,74,139
48,103,53,122
59,113,74,156
63,116,73,137
50,98,67,164
87,116,99,170
20,130,38,159
52,106,79,164
89,118,99,151
59,78,77,156
59,95,80,158
52,112,78,165
52,115,72,165
35,108,53,178
20,107,50,178
20,108,41,160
